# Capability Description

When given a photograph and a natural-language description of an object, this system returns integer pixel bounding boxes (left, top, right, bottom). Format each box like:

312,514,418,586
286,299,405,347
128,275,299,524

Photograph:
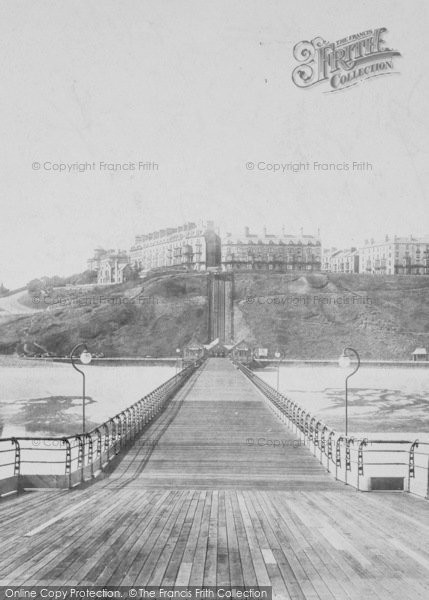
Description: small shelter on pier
231,341,252,363
183,342,205,362
412,347,428,361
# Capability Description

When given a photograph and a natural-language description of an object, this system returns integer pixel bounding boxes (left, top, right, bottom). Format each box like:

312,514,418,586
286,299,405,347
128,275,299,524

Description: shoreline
258,358,429,368
0,355,428,368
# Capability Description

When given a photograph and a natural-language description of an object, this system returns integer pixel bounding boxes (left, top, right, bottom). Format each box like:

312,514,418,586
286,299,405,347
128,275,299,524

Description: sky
0,0,428,288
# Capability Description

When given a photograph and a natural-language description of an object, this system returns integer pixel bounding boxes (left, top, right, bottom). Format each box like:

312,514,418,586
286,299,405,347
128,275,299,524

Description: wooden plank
236,491,271,588
225,491,244,586
216,490,230,587
132,490,191,586
322,491,429,600
112,490,185,585
116,490,184,586
155,490,199,586
229,490,257,587
68,490,164,585
303,491,418,600
203,490,218,586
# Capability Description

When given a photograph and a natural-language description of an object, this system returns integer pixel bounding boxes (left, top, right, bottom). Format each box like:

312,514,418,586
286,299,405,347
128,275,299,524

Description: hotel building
324,247,360,274
129,221,221,273
87,249,130,284
221,227,322,272
359,235,429,275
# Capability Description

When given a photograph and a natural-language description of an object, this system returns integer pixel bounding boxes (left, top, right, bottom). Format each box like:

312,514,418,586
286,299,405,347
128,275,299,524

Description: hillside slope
0,273,208,357
1,272,429,359
232,272,429,359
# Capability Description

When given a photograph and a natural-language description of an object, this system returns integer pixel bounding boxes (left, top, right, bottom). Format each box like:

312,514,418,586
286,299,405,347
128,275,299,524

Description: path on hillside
0,289,37,315
0,359,428,599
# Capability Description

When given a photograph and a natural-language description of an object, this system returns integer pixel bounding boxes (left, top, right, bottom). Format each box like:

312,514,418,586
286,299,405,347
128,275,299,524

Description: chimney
244,226,250,237
263,227,267,237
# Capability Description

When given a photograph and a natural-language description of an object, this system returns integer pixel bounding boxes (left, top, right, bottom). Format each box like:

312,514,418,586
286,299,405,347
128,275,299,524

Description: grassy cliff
0,273,209,357
1,271,429,359
231,272,429,360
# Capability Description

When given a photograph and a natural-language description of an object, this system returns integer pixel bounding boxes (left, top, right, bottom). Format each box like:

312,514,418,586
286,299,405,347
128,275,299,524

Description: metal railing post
320,425,326,456
321,425,328,464
124,409,131,444
95,428,102,472
103,423,110,462
86,433,94,479
139,400,145,431
408,439,419,491
75,435,85,483
335,436,344,481
63,438,72,489
110,418,117,455
314,420,321,448
286,398,291,420
309,417,316,443
327,431,335,473
114,416,121,454
292,403,297,430
119,413,126,449
345,437,354,486
298,408,303,433
357,438,367,490
10,438,21,494
305,414,311,440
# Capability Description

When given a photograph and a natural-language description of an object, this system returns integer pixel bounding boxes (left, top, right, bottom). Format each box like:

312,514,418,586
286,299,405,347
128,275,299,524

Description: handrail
0,358,205,497
233,360,429,500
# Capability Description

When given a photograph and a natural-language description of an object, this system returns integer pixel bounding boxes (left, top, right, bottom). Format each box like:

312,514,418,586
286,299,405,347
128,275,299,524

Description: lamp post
176,347,181,376
274,351,282,391
338,347,360,438
70,343,92,435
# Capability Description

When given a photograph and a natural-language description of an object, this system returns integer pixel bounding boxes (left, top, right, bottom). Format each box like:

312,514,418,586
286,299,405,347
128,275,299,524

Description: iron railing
235,361,429,499
0,359,204,496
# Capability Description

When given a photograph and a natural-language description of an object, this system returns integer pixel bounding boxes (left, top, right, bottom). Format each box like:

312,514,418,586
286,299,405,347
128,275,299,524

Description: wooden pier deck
0,358,428,598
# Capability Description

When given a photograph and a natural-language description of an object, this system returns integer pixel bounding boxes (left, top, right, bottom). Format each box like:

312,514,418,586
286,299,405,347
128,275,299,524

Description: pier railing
0,359,204,497
235,361,429,499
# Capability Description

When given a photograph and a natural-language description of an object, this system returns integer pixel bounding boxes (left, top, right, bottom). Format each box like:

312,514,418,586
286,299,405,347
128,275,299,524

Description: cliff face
231,272,429,360
0,273,209,357
0,271,429,359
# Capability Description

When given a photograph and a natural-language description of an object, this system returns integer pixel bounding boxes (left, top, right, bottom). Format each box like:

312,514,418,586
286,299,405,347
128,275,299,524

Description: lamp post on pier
176,347,181,377
338,347,360,438
70,343,92,435
274,350,282,391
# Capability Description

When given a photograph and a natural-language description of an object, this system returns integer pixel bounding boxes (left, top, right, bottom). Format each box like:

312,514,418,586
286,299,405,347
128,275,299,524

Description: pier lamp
176,347,181,376
274,351,282,391
338,347,360,437
70,343,92,435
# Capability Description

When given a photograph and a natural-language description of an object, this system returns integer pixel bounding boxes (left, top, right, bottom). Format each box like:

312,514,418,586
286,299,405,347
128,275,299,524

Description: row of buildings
87,223,429,284
323,235,429,275
87,222,323,284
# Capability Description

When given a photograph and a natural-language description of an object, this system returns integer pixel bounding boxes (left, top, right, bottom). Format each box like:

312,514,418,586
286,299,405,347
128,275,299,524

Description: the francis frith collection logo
292,28,401,92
